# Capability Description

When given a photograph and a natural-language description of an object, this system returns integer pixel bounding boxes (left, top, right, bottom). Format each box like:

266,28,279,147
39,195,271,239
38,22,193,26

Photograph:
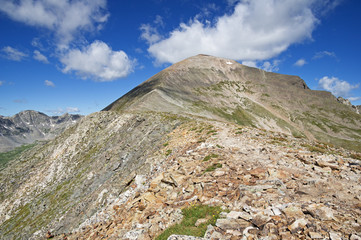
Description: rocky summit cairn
0,55,360,239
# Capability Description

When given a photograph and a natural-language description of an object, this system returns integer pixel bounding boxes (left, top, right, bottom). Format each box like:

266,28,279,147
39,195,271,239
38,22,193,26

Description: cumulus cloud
144,0,319,64
44,80,55,87
61,41,134,81
319,76,359,97
33,50,49,63
0,0,109,48
294,58,307,67
313,51,336,59
1,46,27,61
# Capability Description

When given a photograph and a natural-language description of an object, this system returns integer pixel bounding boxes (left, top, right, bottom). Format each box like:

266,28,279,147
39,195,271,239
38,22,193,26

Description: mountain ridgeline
0,110,82,152
105,54,361,151
1,55,361,240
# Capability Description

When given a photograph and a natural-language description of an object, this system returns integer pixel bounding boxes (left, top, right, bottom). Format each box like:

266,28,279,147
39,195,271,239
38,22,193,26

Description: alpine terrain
0,110,82,152
0,55,360,240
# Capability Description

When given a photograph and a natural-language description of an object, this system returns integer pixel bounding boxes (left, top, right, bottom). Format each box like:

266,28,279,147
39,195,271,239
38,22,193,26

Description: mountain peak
104,54,360,151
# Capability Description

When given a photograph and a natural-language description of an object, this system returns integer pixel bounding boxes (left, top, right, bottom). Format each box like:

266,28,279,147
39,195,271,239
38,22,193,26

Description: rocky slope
105,54,361,152
0,55,360,240
0,110,82,152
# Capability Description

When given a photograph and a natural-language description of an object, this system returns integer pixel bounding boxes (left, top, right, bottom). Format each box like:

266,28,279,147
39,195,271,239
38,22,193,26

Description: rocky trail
52,118,361,240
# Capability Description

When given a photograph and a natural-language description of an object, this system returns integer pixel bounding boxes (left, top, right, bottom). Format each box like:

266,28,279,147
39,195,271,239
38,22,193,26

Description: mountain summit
105,54,361,151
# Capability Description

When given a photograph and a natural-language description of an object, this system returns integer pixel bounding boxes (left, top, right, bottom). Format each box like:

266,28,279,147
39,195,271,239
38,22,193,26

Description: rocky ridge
49,117,361,239
1,55,361,240
0,110,82,152
105,55,361,152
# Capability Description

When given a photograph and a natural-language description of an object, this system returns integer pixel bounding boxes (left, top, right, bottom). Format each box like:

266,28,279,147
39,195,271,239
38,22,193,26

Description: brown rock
251,213,271,228
316,159,339,170
46,231,54,239
249,167,267,178
283,205,304,219
288,218,308,233
304,204,334,221
216,218,251,231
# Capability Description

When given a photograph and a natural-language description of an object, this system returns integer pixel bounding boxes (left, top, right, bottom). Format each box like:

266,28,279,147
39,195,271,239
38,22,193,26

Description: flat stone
305,204,334,221
309,232,323,239
195,218,209,227
216,218,251,231
288,218,308,233
283,205,304,219
226,211,252,221
316,159,339,170
167,235,204,240
350,234,361,240
329,232,342,240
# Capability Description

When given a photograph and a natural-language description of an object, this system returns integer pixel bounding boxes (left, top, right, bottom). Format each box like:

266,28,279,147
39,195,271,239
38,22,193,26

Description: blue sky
0,0,360,116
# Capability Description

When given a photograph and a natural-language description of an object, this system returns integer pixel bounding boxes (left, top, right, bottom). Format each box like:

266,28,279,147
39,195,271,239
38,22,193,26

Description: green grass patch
163,142,169,147
165,149,172,156
0,144,36,169
301,143,327,154
202,153,219,162
206,130,217,135
156,205,223,240
204,163,222,173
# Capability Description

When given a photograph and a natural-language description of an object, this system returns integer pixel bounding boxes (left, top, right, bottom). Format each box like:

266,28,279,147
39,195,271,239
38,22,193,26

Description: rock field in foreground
53,118,361,239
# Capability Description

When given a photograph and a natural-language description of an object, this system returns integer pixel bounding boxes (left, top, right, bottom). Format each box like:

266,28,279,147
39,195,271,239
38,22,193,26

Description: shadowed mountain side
104,55,361,151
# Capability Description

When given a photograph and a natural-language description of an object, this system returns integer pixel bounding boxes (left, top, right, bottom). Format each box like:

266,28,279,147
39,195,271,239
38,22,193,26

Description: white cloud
0,81,3,86
61,40,134,81
313,51,336,59
241,59,280,72
33,50,49,63
294,58,307,67
1,46,27,61
319,76,359,97
44,80,55,87
48,107,80,115
0,0,109,48
242,61,258,68
145,0,319,64
140,24,162,45
348,97,361,102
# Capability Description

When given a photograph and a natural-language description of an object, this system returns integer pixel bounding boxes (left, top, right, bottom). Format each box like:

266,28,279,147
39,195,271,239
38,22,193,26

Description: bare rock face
337,96,352,106
0,110,82,152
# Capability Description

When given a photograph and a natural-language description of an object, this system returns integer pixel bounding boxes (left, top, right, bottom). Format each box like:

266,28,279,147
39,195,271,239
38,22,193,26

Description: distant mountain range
0,110,82,152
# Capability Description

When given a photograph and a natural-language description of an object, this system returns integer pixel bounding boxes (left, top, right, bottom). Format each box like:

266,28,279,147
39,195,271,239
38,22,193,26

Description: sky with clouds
0,0,360,116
